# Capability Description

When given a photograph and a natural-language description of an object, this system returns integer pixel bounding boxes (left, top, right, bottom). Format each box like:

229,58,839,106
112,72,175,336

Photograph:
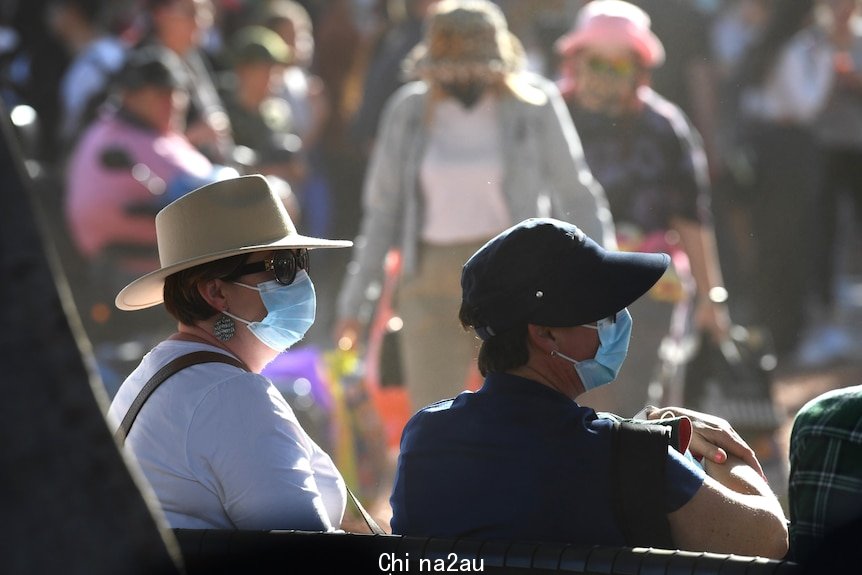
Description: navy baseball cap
115,45,189,91
461,218,670,340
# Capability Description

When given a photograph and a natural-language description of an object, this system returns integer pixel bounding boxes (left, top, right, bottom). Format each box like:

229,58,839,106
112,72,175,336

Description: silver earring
213,314,236,341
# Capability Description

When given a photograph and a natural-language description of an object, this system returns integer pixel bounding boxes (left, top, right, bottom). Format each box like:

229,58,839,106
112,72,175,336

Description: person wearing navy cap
389,218,788,557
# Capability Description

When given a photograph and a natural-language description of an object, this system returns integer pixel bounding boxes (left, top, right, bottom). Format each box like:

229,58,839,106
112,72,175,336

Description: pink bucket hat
555,0,665,68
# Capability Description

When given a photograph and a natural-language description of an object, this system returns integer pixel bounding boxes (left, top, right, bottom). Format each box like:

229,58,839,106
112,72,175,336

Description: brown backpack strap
114,350,387,535
115,351,248,446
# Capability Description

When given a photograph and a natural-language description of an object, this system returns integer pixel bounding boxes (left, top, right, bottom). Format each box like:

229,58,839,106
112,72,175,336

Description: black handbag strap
113,350,387,535
115,351,249,446
611,421,675,549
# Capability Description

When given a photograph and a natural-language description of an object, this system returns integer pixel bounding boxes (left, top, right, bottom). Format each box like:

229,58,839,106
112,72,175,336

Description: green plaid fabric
788,385,862,563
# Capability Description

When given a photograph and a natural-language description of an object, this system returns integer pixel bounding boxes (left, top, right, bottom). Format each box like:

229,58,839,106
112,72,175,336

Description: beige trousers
397,241,486,412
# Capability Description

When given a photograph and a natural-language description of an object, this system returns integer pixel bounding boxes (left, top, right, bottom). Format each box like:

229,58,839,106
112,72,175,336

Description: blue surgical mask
551,308,633,391
224,270,316,352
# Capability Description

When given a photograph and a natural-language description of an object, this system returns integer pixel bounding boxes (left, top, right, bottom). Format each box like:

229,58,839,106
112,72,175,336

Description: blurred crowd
2,0,861,407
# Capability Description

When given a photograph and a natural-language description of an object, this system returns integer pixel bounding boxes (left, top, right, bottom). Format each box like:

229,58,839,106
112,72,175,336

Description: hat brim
403,43,516,83
555,26,665,68
529,242,670,329
585,248,670,323
115,234,351,311
470,246,670,334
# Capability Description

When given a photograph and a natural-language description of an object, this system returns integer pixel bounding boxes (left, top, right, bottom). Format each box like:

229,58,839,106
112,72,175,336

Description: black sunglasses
230,249,310,285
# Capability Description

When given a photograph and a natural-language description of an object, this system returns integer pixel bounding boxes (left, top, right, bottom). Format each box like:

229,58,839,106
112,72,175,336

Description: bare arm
671,217,731,342
668,455,788,558
685,60,721,180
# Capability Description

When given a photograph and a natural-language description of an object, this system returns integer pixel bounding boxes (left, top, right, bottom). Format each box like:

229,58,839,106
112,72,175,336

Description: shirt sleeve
187,374,342,531
336,85,419,319
670,114,712,225
643,91,711,226
664,446,706,513
788,389,862,563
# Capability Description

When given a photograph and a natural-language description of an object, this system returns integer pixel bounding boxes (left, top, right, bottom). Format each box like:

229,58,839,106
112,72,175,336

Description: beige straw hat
403,0,522,84
115,174,351,311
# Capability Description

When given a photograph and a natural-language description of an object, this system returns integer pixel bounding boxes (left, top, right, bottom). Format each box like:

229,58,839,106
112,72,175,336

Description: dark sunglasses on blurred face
585,55,636,78
229,249,310,286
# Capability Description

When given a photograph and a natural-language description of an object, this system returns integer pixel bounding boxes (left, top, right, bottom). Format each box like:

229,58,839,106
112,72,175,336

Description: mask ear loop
217,282,261,330
222,309,252,327
232,281,262,292
220,282,260,328
211,278,254,342
550,349,580,364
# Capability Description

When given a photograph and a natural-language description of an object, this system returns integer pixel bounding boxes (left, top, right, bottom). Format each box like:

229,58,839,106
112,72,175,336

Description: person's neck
171,326,231,351
508,364,575,400
117,105,163,133
237,85,267,111
832,24,854,48
160,36,193,57
67,25,99,54
172,323,276,374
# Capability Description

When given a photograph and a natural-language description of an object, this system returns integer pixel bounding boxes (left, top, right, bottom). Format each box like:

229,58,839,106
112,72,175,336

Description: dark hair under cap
460,218,669,340
115,45,189,91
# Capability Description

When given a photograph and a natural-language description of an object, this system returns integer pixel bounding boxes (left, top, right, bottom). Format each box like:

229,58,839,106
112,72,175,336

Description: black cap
461,218,670,340
115,45,189,91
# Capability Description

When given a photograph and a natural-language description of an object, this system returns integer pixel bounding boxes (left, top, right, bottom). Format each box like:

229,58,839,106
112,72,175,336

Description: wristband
702,286,728,304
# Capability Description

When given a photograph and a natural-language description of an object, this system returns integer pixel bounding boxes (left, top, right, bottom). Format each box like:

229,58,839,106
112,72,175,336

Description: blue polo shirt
390,372,705,544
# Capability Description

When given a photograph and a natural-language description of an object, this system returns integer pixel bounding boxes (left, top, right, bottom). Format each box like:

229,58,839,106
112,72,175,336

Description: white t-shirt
107,340,346,530
419,94,511,244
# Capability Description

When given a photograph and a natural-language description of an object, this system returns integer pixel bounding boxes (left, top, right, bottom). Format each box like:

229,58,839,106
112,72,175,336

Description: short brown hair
163,254,249,325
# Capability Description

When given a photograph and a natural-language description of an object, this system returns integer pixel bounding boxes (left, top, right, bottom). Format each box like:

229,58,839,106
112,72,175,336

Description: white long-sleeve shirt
741,28,835,125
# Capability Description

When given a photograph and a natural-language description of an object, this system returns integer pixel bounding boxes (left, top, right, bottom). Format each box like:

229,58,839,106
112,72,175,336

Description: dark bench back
173,529,803,574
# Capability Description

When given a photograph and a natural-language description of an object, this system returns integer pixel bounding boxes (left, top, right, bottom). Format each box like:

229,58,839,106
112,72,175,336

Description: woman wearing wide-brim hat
108,174,353,530
334,0,615,413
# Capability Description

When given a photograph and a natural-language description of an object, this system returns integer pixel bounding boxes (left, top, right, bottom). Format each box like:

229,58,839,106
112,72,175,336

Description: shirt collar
480,371,582,406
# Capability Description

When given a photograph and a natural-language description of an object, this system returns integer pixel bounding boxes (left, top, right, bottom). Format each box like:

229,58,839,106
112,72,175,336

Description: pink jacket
65,111,212,260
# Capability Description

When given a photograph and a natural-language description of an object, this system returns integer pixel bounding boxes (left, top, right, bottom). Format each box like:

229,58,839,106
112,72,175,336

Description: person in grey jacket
334,0,614,412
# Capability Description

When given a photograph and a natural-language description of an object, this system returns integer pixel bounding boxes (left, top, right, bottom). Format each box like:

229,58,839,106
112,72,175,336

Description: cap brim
586,248,670,322
116,235,351,311
530,243,670,329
